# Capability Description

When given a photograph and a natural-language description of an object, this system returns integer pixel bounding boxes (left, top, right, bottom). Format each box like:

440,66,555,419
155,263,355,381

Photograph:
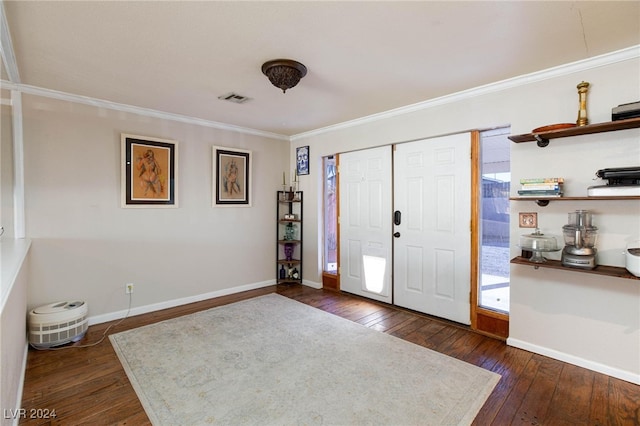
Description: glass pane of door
479,127,510,313
323,156,337,273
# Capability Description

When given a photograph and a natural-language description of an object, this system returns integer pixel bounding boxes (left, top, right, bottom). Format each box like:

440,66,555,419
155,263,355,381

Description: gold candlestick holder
576,81,590,126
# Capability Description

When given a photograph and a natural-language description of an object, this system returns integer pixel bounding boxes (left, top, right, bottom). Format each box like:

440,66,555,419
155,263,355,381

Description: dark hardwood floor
19,285,640,425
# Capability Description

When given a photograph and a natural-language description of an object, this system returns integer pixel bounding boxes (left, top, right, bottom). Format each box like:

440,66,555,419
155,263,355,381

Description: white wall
22,95,290,320
292,53,640,383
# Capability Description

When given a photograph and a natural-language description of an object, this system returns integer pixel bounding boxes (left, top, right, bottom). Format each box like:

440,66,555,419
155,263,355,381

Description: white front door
393,133,472,324
339,146,393,304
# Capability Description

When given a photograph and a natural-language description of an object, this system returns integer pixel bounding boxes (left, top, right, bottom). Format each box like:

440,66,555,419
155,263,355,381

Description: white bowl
625,241,640,277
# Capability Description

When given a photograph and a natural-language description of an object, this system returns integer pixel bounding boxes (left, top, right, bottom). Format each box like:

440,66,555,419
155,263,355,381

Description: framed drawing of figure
296,145,309,175
213,146,251,207
121,134,178,208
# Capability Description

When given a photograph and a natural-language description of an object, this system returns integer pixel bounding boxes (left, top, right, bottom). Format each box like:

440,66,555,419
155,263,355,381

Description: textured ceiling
2,1,639,137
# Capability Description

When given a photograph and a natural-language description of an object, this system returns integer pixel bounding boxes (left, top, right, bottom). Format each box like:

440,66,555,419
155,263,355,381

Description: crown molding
290,45,640,141
0,80,290,141
2,45,637,143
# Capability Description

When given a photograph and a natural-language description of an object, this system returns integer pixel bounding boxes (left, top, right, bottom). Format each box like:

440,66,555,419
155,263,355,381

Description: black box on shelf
612,101,640,121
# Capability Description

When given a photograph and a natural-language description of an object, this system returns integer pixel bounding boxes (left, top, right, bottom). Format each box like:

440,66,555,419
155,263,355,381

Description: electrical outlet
125,283,134,294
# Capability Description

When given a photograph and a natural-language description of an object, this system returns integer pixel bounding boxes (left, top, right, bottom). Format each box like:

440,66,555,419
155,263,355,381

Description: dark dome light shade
261,59,307,93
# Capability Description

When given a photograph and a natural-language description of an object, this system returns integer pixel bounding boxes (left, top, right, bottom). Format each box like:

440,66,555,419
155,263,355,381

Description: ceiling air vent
218,92,252,104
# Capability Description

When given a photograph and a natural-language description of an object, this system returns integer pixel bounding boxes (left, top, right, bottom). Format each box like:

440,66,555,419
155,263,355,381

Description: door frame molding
470,130,509,340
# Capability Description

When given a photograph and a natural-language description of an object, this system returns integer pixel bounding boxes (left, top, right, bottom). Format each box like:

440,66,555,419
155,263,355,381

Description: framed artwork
519,212,538,228
296,145,309,176
121,134,178,208
213,146,251,207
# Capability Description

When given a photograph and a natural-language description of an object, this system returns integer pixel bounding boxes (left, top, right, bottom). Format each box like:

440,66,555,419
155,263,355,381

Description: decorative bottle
279,265,286,280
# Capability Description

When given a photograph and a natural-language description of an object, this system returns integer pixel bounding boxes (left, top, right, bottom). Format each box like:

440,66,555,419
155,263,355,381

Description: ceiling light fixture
261,59,307,93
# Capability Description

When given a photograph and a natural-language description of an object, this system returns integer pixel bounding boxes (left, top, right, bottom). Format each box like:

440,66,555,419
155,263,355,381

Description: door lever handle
393,232,401,238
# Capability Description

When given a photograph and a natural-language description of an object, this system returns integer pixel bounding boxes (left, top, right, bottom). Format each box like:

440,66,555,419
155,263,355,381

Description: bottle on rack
279,264,286,280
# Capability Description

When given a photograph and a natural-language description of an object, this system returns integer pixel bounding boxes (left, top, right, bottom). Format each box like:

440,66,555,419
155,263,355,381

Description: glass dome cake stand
518,228,561,264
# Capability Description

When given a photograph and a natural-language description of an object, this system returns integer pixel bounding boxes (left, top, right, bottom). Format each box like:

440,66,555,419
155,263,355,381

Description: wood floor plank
431,327,469,354
383,314,421,336
608,377,640,425
489,354,542,425
544,363,595,424
355,306,398,327
589,373,611,426
439,329,485,360
325,299,383,322
369,310,416,333
470,345,534,424
18,284,640,425
460,336,504,369
422,322,462,351
504,354,564,425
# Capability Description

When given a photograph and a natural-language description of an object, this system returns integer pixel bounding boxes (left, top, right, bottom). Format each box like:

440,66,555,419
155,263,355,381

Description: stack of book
518,177,564,198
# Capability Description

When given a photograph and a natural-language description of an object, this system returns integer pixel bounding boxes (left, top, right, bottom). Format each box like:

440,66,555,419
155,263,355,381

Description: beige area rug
110,294,500,425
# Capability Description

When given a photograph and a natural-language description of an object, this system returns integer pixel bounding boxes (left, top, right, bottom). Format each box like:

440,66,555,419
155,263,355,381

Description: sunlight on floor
363,255,386,294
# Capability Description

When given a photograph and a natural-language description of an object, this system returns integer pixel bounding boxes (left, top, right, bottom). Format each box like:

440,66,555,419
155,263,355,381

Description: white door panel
393,133,471,324
339,146,393,303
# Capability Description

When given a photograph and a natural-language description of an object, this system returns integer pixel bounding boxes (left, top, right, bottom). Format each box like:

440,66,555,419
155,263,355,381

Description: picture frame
213,146,251,207
121,134,178,208
296,145,309,176
519,212,538,228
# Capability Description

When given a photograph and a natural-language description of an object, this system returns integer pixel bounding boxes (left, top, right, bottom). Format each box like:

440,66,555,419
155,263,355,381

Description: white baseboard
88,280,276,326
507,337,640,385
302,279,322,289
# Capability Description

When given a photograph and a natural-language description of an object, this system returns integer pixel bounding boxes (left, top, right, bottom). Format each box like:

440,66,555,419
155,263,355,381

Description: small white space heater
28,301,89,349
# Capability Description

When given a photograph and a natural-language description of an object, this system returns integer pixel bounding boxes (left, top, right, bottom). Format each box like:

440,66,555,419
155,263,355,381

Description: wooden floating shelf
511,256,640,281
279,196,302,203
277,279,302,285
277,259,301,265
509,117,640,146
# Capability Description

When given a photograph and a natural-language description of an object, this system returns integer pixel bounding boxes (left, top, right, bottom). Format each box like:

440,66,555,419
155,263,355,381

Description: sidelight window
323,156,338,273
479,127,511,313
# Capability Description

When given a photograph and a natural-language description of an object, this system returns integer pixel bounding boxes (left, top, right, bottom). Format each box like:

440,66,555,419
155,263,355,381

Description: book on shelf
520,183,562,191
517,190,563,198
518,189,562,194
519,177,565,184
517,194,563,198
